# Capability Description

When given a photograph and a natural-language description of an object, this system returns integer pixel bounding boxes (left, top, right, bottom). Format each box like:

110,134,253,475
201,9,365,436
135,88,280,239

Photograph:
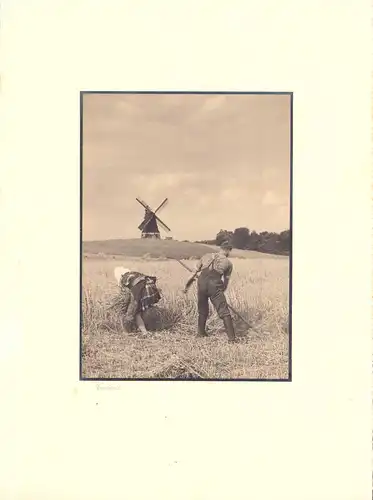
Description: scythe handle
175,259,194,273
175,259,199,293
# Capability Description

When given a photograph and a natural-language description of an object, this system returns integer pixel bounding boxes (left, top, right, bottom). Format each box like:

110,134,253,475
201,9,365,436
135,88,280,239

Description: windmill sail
135,197,171,239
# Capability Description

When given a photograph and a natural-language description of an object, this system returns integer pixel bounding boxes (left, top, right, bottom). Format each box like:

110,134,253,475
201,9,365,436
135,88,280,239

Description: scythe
174,259,251,328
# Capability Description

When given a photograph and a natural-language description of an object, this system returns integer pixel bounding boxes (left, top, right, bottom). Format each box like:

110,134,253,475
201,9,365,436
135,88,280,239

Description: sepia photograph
2,0,370,498
81,92,292,381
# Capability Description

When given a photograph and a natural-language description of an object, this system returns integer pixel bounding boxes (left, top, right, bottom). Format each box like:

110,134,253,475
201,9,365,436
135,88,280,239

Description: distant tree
257,232,278,253
277,230,291,254
206,227,291,255
247,230,260,251
232,227,250,249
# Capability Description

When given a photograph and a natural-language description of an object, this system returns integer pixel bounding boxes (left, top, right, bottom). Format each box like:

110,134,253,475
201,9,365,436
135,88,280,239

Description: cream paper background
0,1,371,499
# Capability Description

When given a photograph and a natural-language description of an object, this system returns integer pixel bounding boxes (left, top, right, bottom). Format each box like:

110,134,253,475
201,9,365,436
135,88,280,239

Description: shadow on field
143,306,259,339
89,287,266,342
182,303,265,343
144,354,208,379
98,305,182,334
98,304,263,340
142,306,181,331
209,318,259,341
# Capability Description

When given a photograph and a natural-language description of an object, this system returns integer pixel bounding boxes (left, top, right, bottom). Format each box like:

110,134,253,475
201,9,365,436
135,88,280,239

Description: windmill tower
136,197,171,239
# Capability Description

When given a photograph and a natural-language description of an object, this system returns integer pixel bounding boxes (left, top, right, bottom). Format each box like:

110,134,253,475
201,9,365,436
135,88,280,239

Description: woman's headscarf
114,266,131,285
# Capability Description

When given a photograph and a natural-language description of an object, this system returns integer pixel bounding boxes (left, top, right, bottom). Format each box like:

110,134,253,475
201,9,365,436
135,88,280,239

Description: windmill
136,197,171,239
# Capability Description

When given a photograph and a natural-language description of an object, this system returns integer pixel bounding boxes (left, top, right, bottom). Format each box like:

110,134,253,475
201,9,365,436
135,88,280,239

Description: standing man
189,240,237,343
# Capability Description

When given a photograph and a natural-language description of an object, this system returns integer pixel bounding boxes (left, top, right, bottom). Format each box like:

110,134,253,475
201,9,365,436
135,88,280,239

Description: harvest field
82,245,290,380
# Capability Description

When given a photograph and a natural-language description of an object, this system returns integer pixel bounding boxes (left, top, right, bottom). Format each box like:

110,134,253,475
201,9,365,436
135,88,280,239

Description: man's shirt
195,252,233,279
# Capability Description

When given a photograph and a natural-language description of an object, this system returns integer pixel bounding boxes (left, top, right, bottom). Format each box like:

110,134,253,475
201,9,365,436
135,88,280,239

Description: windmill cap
220,240,233,250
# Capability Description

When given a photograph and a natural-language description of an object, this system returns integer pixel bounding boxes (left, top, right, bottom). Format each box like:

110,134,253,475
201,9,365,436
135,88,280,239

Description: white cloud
221,187,243,201
262,190,279,206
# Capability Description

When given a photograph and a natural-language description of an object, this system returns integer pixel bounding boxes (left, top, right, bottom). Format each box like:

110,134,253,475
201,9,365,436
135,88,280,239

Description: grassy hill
83,238,287,260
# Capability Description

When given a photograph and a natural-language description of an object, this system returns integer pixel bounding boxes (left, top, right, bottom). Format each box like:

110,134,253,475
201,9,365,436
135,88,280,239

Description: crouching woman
114,267,161,335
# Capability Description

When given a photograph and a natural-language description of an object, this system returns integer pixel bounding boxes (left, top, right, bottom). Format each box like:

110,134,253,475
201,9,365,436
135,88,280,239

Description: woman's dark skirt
131,279,161,314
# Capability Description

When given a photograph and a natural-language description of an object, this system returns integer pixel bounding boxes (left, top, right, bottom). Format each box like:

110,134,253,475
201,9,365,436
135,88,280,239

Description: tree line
195,227,291,256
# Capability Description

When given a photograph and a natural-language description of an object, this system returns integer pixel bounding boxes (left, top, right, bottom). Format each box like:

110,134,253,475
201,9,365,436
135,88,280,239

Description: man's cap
220,240,233,250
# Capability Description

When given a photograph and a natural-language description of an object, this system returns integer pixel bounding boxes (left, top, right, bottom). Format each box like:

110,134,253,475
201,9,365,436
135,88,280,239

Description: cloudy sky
82,93,290,241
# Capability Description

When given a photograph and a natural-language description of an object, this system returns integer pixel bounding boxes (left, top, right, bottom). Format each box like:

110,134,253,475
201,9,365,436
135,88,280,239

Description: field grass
82,244,290,380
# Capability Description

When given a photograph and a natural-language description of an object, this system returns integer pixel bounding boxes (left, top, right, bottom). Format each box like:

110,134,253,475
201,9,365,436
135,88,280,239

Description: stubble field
82,251,290,380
